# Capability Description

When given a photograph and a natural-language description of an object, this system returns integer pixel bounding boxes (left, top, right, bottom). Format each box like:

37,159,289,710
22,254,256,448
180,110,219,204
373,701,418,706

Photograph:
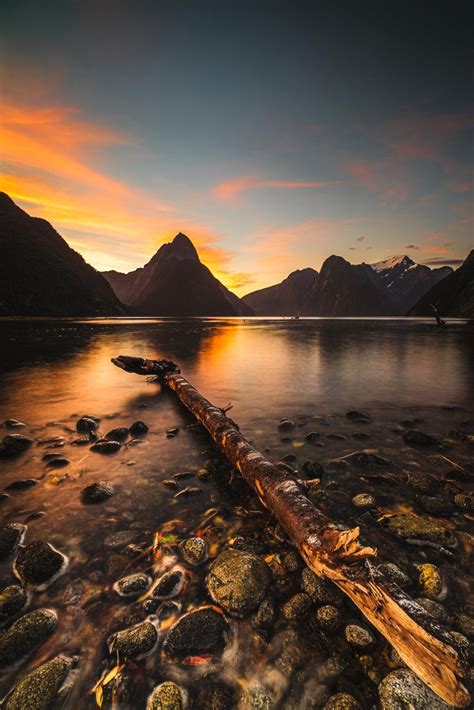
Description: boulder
206,549,270,616
378,669,451,709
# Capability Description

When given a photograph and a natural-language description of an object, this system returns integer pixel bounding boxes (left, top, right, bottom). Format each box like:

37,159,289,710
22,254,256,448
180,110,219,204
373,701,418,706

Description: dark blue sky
1,1,472,291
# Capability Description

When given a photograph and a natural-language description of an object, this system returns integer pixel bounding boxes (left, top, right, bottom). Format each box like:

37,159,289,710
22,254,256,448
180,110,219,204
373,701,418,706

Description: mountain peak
371,255,414,272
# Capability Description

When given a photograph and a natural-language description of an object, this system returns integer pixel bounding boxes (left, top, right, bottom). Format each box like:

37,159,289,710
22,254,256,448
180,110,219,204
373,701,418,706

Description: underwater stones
0,434,33,458
381,513,456,547
163,607,229,659
352,493,376,509
81,481,114,504
377,563,411,589
417,564,444,600
173,486,202,499
278,419,295,432
3,419,26,429
455,613,474,638
417,495,455,516
105,427,129,442
206,549,270,617
454,493,474,512
301,568,343,605
0,523,26,561
0,586,28,623
71,436,92,446
180,537,209,567
402,429,440,447
14,541,67,588
253,597,276,628
407,471,440,493
90,440,122,454
415,598,449,624
315,604,342,632
153,569,185,599
104,530,138,549
109,620,159,659
344,451,392,468
0,608,57,666
5,655,73,710
344,624,375,651
281,592,312,622
193,680,233,710
378,669,451,709
76,416,99,434
113,573,152,598
166,428,179,438
5,479,38,491
129,420,148,437
45,456,70,469
147,681,187,710
346,411,371,423
301,460,325,478
326,433,346,441
323,693,363,710
305,431,321,444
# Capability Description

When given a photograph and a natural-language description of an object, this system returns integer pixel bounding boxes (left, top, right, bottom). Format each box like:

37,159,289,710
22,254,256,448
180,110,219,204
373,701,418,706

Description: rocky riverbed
0,401,473,709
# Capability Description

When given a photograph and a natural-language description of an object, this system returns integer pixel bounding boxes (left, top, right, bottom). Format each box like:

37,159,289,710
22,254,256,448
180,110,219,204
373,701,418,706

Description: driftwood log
112,355,470,707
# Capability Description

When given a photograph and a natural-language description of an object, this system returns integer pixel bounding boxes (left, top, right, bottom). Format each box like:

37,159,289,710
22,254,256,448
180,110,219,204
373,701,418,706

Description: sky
1,0,473,294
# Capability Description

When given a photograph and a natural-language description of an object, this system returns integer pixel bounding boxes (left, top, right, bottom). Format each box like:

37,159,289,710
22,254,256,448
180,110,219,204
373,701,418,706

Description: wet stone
381,513,456,547
109,620,158,659
323,693,363,710
173,486,202,499
206,549,270,616
163,606,229,659
417,564,444,600
403,429,440,447
114,573,152,598
315,604,342,632
454,493,474,512
105,427,129,442
71,436,92,446
0,434,33,458
278,419,296,431
305,432,320,443
3,419,26,429
147,681,186,710
301,568,343,605
282,550,300,573
352,432,370,440
344,451,392,468
104,530,138,549
326,433,346,440
281,592,312,622
129,420,148,437
14,541,67,587
5,655,72,710
282,453,296,463
456,613,474,638
377,563,411,589
378,668,452,709
418,495,455,516
90,440,122,454
156,600,181,620
153,569,185,599
415,598,449,624
166,428,179,438
194,680,233,710
0,608,57,666
344,624,375,650
45,456,70,469
76,416,99,434
346,411,371,423
5,479,37,492
407,471,440,493
253,597,275,628
301,460,324,478
162,479,179,490
352,493,376,509
180,536,209,566
0,524,26,561
229,536,266,554
81,481,114,504
0,585,28,623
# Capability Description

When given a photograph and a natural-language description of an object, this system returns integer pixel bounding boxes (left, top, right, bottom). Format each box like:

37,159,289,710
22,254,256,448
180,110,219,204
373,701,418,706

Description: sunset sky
1,1,472,294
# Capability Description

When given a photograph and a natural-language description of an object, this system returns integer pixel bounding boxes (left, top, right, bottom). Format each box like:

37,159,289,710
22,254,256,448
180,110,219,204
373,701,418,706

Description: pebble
206,549,270,616
282,550,300,573
163,606,229,659
109,620,159,658
415,598,449,623
0,608,57,666
323,693,363,710
14,541,67,587
2,419,26,429
344,451,392,468
315,604,342,632
301,568,343,604
326,433,346,440
129,420,149,437
455,613,474,638
403,429,440,447
81,481,114,504
352,493,376,509
174,487,202,499
344,624,375,650
417,564,444,600
114,573,152,598
301,460,324,478
153,569,185,599
5,479,37,491
352,432,370,440
346,411,371,423
71,436,92,446
378,669,452,709
0,434,33,458
5,655,73,710
147,681,187,710
278,419,295,431
104,530,138,549
418,495,455,516
381,513,456,547
45,456,70,469
407,471,440,493
378,563,411,589
253,597,275,628
76,416,99,434
0,523,26,561
105,427,129,442
166,428,179,438
281,592,312,622
90,440,122,454
0,585,28,623
305,432,320,443
454,493,473,512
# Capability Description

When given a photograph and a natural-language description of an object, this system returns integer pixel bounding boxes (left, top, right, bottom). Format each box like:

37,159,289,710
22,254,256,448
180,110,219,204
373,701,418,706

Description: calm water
0,318,473,708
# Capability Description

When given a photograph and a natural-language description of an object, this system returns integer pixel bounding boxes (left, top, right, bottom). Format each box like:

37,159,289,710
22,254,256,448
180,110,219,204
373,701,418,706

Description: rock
4,479,36,493
81,481,114,504
301,460,324,478
3,419,26,428
0,434,33,458
352,432,370,440
90,440,122,454
381,513,456,547
166,428,179,438
104,530,138,549
40,436,65,448
377,563,411,589
344,624,375,650
450,631,469,649
173,471,195,481
415,598,449,623
240,684,273,709
278,419,295,431
0,585,28,622
325,459,350,475
281,453,296,463
282,550,300,573
153,569,185,599
162,479,179,490
454,493,474,512
315,604,342,632
173,487,203,499
14,541,67,587
344,451,392,468
76,416,99,434
352,493,376,509
194,680,232,710
229,536,266,555
403,430,440,447
455,613,474,638
281,592,312,622
114,573,152,598
417,564,444,600
305,432,320,444
206,549,270,616
156,600,181,620
326,433,346,440
163,607,229,658
147,681,187,710
105,427,129,442
5,655,73,710
129,420,148,437
346,411,371,423
418,495,455,516
301,567,343,604
45,456,70,469
323,693,363,710
378,668,451,709
0,608,57,666
197,462,215,480
71,436,92,446
0,523,26,561
109,620,159,659
253,597,275,628
407,472,440,493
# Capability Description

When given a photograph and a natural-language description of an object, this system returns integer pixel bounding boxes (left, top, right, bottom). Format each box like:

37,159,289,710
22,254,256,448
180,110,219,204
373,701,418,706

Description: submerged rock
194,680,233,710
114,573,152,598
323,694,363,710
344,624,375,650
90,440,122,455
346,411,371,423
278,419,295,431
418,495,455,516
454,493,474,512
129,420,149,437
147,681,187,710
105,427,129,442
0,608,57,666
14,541,67,587
344,451,392,468
45,456,70,469
81,481,114,504
3,419,26,429
415,598,449,623
352,493,376,509
315,604,342,632
378,669,451,709
281,592,312,622
5,655,73,710
180,537,209,567
76,416,99,434
403,430,440,447
253,597,276,628
305,432,321,444
153,569,185,599
206,549,270,616
0,523,26,561
109,620,159,659
301,460,324,478
455,613,474,638
104,530,138,549
381,513,456,547
407,472,440,493
301,567,343,604
5,479,37,491
0,585,28,623
0,434,33,458
417,564,444,600
377,563,411,589
163,607,229,659
326,433,346,441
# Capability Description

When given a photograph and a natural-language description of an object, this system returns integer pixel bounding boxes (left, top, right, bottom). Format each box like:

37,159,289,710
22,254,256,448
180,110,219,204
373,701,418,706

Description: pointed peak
371,255,414,272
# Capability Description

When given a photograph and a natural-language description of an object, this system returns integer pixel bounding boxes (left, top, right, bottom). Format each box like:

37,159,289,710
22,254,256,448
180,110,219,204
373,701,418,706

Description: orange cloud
212,175,334,200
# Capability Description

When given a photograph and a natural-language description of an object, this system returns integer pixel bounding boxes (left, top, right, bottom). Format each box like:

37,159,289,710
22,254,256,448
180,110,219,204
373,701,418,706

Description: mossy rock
0,609,57,666
206,549,270,616
146,681,186,709
6,655,72,710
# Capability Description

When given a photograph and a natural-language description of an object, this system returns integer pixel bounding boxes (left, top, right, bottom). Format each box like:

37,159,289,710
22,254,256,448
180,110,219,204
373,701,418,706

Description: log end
111,356,179,380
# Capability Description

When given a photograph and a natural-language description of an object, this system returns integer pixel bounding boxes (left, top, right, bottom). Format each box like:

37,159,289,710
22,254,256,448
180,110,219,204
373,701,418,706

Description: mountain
103,233,253,316
368,255,453,313
0,193,126,317
243,268,317,316
302,255,392,316
408,250,474,317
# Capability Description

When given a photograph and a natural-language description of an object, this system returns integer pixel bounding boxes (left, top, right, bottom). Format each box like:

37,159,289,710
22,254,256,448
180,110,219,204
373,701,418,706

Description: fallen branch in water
112,355,470,707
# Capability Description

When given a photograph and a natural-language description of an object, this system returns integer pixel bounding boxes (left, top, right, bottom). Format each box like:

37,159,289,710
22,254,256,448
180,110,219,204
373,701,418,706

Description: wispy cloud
212,175,335,201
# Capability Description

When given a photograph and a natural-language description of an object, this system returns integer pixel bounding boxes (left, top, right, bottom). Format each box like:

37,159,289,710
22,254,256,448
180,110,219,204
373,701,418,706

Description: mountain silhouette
409,251,474,317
